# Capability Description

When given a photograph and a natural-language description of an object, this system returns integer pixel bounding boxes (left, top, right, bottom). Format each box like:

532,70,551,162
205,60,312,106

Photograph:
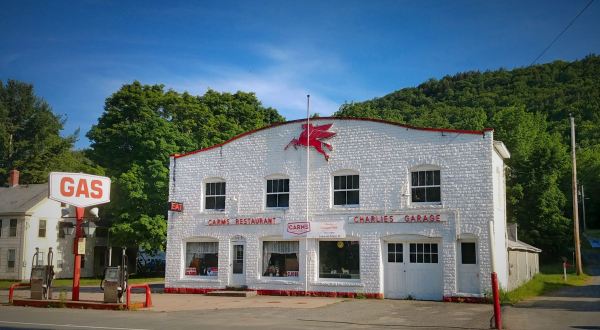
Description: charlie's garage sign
48,172,111,207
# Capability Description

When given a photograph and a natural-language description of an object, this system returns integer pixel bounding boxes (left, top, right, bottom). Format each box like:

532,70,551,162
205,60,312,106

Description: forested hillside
335,55,600,257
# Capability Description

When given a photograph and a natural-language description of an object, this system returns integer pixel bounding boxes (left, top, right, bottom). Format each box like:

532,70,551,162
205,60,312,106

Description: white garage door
384,242,443,300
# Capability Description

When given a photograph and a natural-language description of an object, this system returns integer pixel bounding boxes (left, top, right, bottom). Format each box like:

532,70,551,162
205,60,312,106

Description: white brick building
165,118,510,300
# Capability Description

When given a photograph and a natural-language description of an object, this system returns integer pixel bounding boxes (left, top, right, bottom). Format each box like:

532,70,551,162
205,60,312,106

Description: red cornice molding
171,117,494,159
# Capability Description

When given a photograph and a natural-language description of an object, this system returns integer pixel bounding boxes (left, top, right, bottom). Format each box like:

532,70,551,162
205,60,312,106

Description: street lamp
82,221,97,237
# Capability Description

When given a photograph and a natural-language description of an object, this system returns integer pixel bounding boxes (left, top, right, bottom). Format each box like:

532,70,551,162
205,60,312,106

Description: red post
8,282,31,303
491,272,502,329
72,207,85,301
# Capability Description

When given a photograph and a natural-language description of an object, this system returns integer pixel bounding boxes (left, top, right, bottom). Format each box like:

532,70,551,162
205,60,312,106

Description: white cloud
166,44,347,119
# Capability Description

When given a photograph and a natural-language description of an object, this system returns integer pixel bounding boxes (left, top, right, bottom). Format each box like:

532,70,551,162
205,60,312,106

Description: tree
0,80,102,185
334,55,600,255
87,82,284,252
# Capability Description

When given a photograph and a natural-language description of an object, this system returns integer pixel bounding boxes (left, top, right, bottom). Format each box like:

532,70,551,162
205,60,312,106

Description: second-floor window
333,174,359,206
9,219,17,237
205,182,226,210
411,170,441,203
38,220,46,238
266,179,289,208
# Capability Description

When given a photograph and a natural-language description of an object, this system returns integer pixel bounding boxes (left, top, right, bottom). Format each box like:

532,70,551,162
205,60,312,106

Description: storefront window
263,241,299,277
319,241,360,279
186,242,219,276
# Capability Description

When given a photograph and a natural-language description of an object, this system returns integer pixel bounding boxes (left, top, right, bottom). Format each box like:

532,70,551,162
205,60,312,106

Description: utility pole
570,114,583,275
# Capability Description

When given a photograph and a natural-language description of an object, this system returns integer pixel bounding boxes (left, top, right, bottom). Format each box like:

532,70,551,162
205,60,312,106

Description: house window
185,242,219,276
319,241,360,279
9,219,17,237
262,241,299,277
409,243,438,263
8,249,16,269
333,175,359,206
411,170,441,203
461,242,477,264
38,220,47,238
266,179,289,208
388,243,403,263
205,182,226,210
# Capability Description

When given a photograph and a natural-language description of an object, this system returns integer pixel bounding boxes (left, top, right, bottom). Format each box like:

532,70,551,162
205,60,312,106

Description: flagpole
305,95,310,295
306,94,310,223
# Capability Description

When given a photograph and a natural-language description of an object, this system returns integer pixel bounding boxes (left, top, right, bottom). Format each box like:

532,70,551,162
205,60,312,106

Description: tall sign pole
73,207,84,301
570,115,583,275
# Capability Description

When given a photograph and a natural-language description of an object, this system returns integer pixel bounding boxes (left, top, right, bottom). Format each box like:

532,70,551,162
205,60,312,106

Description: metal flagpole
305,95,310,295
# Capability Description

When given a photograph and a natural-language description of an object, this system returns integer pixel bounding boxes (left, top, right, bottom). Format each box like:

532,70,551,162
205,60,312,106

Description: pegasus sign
285,123,336,161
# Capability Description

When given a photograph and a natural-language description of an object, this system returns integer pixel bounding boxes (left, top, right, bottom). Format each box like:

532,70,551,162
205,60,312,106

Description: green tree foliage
335,55,600,256
87,81,284,252
0,80,102,185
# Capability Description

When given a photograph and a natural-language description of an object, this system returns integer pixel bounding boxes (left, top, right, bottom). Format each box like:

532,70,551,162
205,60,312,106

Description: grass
501,262,589,304
0,276,164,290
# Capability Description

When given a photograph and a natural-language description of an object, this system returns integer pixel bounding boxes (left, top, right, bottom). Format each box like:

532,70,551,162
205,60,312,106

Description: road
504,265,600,330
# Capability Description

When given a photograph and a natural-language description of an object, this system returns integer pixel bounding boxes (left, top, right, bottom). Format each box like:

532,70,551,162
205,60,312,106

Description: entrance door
385,243,407,298
230,243,245,286
457,242,480,294
384,241,443,300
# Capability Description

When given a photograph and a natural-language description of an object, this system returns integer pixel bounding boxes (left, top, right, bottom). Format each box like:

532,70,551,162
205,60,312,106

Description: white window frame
7,249,16,270
38,219,47,238
9,219,17,237
183,238,220,279
317,238,361,281
410,165,442,205
261,240,300,279
332,170,360,207
203,178,226,212
265,175,290,209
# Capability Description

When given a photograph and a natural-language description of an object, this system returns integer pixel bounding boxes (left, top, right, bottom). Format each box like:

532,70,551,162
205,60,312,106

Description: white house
165,118,511,300
0,170,98,280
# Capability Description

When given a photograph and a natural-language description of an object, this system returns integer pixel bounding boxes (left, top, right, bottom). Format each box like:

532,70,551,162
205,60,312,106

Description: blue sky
1,0,599,149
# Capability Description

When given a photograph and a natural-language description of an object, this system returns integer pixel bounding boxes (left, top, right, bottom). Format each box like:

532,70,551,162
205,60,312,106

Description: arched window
265,174,290,208
332,170,359,206
204,178,226,211
410,165,441,203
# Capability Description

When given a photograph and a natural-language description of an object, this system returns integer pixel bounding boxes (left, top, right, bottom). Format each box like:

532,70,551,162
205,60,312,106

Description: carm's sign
48,172,111,208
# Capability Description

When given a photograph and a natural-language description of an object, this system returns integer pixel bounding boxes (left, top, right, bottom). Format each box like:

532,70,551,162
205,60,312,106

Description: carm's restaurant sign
205,217,281,226
284,221,346,239
348,213,449,224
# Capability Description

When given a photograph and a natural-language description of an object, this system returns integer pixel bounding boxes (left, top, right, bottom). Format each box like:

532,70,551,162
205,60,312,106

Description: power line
530,0,595,66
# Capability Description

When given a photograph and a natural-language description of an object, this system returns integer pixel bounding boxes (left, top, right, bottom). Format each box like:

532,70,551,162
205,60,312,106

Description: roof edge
171,117,494,159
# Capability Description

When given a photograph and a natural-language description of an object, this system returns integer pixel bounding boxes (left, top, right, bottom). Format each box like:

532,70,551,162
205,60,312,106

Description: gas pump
30,247,54,300
100,248,128,303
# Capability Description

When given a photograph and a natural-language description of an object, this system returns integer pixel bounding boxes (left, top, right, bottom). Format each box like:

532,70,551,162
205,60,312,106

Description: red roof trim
171,117,494,159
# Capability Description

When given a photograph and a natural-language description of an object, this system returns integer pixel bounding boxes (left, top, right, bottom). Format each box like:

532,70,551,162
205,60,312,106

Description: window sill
409,202,443,209
202,210,226,214
313,280,364,287
179,277,221,283
255,277,300,285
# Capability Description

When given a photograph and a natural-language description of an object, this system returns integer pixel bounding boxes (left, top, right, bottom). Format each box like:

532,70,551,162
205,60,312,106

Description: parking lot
1,289,493,330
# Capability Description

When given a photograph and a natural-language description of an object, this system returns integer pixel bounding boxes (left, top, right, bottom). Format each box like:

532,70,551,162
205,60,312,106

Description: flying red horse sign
285,123,336,161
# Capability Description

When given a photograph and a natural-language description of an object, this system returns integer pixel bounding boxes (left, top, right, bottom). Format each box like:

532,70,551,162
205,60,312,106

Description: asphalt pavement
0,292,494,330
503,265,600,330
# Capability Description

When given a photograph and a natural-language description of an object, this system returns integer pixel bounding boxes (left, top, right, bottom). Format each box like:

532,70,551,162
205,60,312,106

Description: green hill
335,55,600,258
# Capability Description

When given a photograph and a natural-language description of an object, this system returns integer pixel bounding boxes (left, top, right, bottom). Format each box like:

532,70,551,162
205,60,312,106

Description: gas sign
49,172,111,208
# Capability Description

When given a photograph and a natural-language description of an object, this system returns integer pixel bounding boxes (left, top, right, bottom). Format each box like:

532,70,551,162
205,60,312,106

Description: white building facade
165,118,510,300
